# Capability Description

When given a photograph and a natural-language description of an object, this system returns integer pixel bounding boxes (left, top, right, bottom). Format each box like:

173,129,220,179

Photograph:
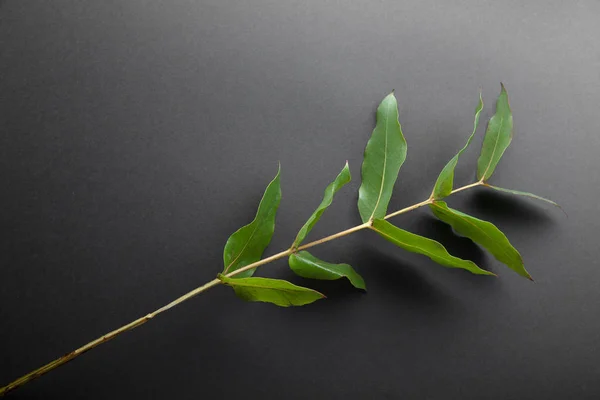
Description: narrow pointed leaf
370,219,494,276
429,201,531,279
292,163,351,248
222,166,281,278
483,184,562,209
477,83,513,181
218,274,325,307
432,93,484,199
358,92,407,222
289,250,366,290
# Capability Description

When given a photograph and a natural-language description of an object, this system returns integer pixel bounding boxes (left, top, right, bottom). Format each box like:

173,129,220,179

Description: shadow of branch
350,246,454,308
465,190,555,227
416,215,490,264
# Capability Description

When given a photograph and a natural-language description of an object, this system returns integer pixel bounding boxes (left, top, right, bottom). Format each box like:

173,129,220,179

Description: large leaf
483,183,562,209
477,83,513,182
222,166,281,278
429,201,532,280
370,219,494,276
358,92,407,222
432,92,484,199
292,163,351,248
288,250,366,290
218,274,325,307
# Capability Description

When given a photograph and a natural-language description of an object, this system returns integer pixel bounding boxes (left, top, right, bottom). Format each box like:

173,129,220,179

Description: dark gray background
1,1,598,399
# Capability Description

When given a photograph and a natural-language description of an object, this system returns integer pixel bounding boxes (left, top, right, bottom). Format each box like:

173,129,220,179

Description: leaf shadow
415,214,489,264
465,190,555,228
351,246,454,308
292,275,366,305
413,215,502,279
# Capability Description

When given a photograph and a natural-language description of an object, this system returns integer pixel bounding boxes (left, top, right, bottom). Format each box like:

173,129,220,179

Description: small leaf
429,201,532,280
370,219,494,276
483,183,562,209
358,92,408,222
477,83,513,182
222,166,281,278
218,274,325,307
289,250,366,290
432,92,484,199
292,163,351,248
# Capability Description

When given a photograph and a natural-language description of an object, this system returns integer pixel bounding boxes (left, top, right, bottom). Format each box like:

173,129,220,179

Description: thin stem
297,222,371,251
224,249,293,278
448,180,482,195
384,198,433,219
0,181,482,396
0,277,221,397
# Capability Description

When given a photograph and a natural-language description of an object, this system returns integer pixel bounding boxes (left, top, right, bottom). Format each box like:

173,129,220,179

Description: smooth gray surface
1,1,599,399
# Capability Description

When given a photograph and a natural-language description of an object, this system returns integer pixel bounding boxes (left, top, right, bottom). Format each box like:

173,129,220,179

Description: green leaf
483,183,562,209
222,166,281,278
358,92,408,222
432,92,484,199
477,83,513,182
288,250,366,290
292,162,351,248
370,219,494,276
218,274,325,307
429,201,532,280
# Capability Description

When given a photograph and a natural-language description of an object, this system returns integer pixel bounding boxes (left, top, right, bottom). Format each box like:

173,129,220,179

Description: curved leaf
289,250,366,290
218,274,325,307
432,92,484,199
429,201,532,280
370,219,494,276
477,83,513,182
222,166,281,278
292,163,351,248
483,184,562,209
358,92,407,222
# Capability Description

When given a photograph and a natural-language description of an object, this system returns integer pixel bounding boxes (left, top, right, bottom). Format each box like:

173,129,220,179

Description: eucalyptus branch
0,182,477,396
2,86,559,396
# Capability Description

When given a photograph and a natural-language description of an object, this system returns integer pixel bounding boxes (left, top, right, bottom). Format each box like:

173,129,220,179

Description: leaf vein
296,254,343,278
224,222,262,274
370,99,391,220
481,116,504,180
374,227,450,262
